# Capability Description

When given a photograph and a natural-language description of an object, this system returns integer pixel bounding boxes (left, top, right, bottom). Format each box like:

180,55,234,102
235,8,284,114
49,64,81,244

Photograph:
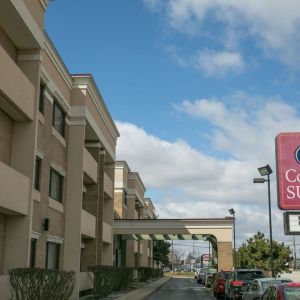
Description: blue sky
45,1,300,252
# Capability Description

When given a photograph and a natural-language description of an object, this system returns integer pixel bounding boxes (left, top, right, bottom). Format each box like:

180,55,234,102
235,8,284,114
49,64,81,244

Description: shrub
88,265,133,298
138,267,163,281
9,268,75,300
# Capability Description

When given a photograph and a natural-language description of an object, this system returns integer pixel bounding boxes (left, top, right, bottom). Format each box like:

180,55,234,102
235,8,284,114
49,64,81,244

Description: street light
253,164,274,277
229,208,236,273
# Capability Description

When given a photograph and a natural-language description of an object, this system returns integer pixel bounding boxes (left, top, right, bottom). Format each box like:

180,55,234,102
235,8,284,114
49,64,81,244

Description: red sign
202,254,211,261
276,132,300,210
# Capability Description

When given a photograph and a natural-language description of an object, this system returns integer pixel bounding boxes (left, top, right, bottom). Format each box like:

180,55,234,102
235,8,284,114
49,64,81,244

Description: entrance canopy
114,218,233,244
114,218,234,271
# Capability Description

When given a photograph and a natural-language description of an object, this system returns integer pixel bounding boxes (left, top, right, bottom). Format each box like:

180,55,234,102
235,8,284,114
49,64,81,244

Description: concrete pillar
96,149,105,264
217,242,233,271
102,161,114,265
63,117,85,297
80,144,101,271
3,50,41,273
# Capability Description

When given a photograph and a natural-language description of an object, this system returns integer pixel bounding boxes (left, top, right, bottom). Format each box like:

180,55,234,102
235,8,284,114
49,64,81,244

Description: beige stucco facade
0,0,119,298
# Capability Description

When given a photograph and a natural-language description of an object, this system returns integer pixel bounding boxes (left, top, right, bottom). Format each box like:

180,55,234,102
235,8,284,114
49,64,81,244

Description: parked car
214,271,231,298
196,267,210,284
197,271,207,284
225,269,265,300
242,278,292,300
205,273,216,288
162,266,171,272
262,283,300,300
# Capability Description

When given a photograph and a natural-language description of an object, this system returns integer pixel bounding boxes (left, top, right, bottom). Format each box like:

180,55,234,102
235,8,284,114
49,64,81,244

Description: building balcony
83,148,98,184
0,45,35,121
0,161,30,215
104,172,113,198
81,209,96,239
102,222,112,244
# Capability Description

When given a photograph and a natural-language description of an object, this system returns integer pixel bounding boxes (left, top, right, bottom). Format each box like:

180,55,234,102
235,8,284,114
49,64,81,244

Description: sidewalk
116,276,170,300
80,276,170,300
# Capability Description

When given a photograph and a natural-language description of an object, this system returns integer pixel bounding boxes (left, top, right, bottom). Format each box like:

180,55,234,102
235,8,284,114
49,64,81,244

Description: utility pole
172,240,174,273
293,235,297,270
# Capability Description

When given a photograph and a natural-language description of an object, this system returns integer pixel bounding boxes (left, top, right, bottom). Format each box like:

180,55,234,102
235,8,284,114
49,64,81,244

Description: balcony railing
0,161,30,215
83,148,98,184
104,172,113,198
102,222,112,244
81,209,96,239
0,45,35,121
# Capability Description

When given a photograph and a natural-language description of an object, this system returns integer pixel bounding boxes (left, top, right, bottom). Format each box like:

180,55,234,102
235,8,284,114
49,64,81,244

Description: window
45,242,60,270
49,168,63,202
52,101,65,137
34,157,42,191
30,238,37,268
39,82,45,114
124,191,128,206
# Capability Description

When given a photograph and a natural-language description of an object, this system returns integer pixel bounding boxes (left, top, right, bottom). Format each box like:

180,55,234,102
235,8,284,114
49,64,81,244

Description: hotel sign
283,212,300,235
276,133,300,210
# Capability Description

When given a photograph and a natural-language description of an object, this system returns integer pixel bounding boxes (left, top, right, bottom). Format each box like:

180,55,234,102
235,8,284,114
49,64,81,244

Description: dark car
196,267,210,284
225,269,265,300
262,283,300,300
214,271,231,297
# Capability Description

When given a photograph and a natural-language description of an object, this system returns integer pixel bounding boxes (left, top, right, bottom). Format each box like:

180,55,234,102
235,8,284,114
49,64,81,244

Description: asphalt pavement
146,277,216,300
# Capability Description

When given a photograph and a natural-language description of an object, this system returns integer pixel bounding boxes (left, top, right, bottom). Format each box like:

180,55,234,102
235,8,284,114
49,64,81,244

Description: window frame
52,100,65,137
45,241,60,270
39,81,45,114
30,238,37,268
49,167,64,203
34,156,42,191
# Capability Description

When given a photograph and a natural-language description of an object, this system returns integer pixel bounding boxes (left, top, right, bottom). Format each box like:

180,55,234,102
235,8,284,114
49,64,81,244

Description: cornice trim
69,106,115,159
72,77,120,141
43,33,73,90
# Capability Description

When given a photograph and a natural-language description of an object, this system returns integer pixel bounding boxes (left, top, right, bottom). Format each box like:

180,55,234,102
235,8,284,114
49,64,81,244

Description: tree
153,240,171,266
236,232,292,276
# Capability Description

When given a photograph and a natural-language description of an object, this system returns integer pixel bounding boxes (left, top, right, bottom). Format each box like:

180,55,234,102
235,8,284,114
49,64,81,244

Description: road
146,277,216,300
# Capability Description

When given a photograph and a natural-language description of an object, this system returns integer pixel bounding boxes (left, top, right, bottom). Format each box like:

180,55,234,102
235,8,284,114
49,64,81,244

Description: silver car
242,278,292,300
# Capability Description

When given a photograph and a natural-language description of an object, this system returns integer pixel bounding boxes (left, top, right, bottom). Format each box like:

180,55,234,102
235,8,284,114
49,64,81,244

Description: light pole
229,208,236,273
253,164,274,277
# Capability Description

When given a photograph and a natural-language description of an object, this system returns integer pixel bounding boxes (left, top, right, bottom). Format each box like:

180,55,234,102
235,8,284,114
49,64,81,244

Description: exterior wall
0,26,17,62
217,242,233,271
42,48,71,102
0,214,6,274
0,0,119,298
24,0,46,30
0,109,13,164
114,192,123,218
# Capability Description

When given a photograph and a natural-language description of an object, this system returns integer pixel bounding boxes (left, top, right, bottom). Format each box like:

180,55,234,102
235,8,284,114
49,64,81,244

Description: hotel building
0,0,119,297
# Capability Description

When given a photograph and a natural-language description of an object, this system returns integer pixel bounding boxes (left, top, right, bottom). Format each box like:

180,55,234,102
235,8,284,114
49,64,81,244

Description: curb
116,276,170,300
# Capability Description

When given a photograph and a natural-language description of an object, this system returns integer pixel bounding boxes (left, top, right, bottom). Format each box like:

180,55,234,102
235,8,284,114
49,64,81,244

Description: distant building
114,162,155,268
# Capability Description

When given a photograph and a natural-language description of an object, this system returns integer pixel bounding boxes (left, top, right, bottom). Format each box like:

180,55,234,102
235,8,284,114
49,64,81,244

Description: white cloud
194,50,245,76
165,45,188,67
116,95,300,245
142,0,163,12
145,0,300,68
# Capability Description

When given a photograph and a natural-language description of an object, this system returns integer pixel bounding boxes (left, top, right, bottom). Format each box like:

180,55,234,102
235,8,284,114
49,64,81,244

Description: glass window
30,238,37,268
45,242,60,270
34,157,42,191
52,101,65,137
39,82,45,114
49,168,63,202
124,191,128,206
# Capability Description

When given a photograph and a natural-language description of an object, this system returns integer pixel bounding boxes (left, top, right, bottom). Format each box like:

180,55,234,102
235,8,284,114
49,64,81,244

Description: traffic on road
152,268,300,300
